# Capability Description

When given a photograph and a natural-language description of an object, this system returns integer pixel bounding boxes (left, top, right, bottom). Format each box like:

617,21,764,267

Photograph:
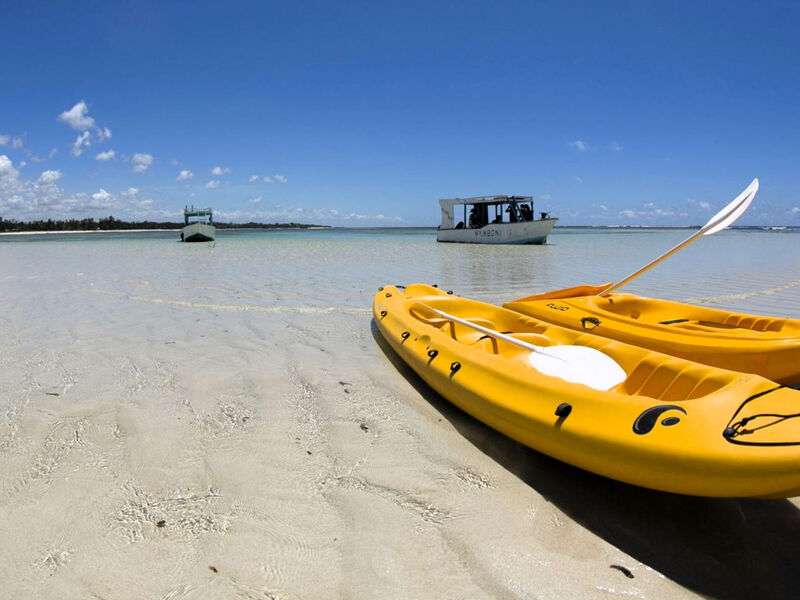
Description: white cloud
641,202,676,217
0,134,8,146
205,180,220,189
0,162,168,222
610,141,622,151
58,101,113,154
211,166,231,175
96,149,116,161
132,153,153,173
49,148,58,159
262,174,288,184
59,101,95,130
92,188,112,201
569,140,592,152
618,202,687,221
37,170,62,184
176,169,194,181
539,193,552,201
790,207,800,215
574,176,584,183
71,131,91,157
687,198,712,211
1,160,397,226
212,205,402,227
11,137,23,149
0,154,19,180
248,175,260,183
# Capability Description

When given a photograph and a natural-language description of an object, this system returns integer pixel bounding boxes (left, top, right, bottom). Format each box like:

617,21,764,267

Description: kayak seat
422,316,495,343
671,316,788,332
601,299,788,333
618,358,730,401
722,314,787,332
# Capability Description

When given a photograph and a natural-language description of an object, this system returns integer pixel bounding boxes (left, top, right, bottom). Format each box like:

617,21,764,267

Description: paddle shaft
598,229,705,296
598,179,758,297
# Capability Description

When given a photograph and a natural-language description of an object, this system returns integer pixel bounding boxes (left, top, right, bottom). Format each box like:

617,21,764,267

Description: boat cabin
439,195,546,230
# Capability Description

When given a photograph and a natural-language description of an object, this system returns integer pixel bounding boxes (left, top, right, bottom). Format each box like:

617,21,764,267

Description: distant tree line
0,215,327,232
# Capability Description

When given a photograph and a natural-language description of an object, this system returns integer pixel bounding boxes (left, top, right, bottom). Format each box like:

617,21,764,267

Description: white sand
2,231,800,599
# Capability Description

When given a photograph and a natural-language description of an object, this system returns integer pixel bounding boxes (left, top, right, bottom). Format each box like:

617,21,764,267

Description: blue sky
1,1,799,226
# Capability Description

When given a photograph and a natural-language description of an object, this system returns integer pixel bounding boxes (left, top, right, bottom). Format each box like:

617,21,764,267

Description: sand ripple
109,482,230,543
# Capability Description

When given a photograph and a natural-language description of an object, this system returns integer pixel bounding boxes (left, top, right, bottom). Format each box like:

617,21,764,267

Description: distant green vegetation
0,215,328,232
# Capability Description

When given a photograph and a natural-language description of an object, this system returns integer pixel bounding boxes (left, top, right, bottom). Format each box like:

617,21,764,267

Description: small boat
181,205,215,242
437,195,557,244
374,283,800,498
504,284,800,386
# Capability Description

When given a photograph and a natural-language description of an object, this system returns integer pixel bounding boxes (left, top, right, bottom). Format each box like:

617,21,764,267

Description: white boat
437,195,557,244
181,206,215,242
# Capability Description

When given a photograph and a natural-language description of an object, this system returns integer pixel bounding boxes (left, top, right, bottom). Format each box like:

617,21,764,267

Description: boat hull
374,284,800,498
436,218,557,244
181,222,216,242
504,284,800,386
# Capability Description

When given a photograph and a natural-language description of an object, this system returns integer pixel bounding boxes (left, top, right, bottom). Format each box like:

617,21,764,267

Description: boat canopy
183,205,213,225
438,195,535,229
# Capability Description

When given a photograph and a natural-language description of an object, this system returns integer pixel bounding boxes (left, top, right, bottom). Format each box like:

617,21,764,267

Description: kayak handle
581,317,601,330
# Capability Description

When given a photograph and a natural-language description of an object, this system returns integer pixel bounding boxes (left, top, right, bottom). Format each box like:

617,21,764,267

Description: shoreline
0,228,177,236
0,226,336,236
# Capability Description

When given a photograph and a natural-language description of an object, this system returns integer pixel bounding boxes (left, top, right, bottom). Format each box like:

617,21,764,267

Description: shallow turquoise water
3,226,800,318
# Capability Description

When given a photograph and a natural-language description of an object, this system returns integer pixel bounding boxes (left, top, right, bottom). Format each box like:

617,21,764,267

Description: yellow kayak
374,283,800,498
504,284,800,387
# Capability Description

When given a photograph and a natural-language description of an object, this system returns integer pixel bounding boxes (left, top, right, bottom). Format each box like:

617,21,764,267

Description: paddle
598,178,759,296
412,303,627,391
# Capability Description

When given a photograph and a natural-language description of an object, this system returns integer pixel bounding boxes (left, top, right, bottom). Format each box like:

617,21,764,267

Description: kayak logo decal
545,303,569,311
633,405,687,435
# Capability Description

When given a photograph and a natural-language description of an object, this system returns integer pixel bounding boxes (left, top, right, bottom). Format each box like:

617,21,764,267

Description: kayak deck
504,284,800,386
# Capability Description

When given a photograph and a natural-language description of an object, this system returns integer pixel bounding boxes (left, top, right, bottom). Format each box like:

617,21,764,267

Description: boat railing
183,205,214,225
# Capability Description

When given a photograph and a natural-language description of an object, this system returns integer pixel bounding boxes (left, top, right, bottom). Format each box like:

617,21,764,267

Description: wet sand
2,229,800,599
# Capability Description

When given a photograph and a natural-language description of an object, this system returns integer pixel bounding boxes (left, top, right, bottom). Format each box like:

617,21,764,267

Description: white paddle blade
703,178,758,236
528,345,627,391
